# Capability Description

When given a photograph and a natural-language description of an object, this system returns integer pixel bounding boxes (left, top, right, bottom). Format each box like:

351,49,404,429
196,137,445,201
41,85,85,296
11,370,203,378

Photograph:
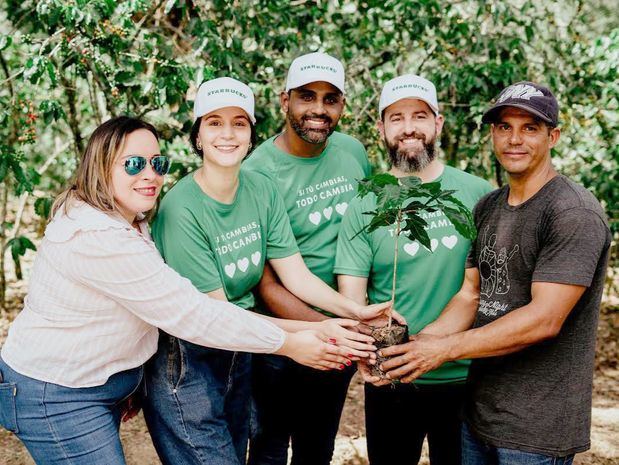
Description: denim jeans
248,353,355,465
462,422,575,465
0,356,142,465
365,381,466,465
143,332,252,465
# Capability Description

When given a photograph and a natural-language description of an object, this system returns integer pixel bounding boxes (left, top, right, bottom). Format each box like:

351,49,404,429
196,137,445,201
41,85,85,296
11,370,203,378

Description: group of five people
0,51,611,465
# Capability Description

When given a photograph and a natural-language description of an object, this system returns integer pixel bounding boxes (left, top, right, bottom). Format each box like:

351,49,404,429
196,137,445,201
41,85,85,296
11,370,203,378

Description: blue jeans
462,422,575,465
0,356,142,465
143,332,252,465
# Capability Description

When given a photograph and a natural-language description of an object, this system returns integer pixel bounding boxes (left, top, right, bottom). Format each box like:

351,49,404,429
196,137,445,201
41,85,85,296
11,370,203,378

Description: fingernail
329,338,337,344
346,360,352,366
340,364,345,370
377,350,383,357
348,353,354,357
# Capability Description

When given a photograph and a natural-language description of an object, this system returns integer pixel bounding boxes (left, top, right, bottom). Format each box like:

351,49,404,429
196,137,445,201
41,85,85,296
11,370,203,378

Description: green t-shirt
334,166,493,384
152,170,299,310
242,131,370,291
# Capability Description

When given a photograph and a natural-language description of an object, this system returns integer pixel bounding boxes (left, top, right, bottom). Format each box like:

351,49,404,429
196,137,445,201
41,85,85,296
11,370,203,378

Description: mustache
397,130,426,142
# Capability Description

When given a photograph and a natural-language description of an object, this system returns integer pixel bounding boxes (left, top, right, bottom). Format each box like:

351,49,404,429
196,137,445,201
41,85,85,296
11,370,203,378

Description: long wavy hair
52,116,159,219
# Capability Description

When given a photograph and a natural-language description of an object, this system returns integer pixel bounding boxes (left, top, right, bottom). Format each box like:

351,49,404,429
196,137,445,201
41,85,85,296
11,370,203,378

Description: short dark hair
189,117,257,158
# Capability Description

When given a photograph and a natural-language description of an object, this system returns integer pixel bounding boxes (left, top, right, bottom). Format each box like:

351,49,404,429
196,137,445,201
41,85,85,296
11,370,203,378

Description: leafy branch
356,173,476,326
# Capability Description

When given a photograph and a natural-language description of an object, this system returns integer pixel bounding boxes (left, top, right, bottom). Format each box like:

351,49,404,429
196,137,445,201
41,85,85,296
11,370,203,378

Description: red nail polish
347,353,354,357
340,364,345,370
329,338,337,344
346,360,352,366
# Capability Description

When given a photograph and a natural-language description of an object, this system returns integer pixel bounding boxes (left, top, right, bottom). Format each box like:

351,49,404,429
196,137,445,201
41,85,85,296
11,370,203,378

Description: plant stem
389,210,402,328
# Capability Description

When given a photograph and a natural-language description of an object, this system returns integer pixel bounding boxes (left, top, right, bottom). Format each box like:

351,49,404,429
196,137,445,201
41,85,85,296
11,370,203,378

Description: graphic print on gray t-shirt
464,175,611,456
478,225,520,301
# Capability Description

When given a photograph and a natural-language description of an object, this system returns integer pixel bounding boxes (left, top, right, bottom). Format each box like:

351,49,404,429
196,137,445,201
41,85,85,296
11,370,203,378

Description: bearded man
243,52,371,465
335,74,493,465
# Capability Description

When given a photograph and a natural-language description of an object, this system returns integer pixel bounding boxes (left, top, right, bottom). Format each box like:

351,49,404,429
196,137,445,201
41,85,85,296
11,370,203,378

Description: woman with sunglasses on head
141,77,395,465
0,116,384,465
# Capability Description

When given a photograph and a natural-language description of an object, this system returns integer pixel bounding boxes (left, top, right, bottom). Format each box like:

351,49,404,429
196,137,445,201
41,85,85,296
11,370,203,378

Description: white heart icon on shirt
441,235,458,249
431,238,439,251
403,242,419,257
251,252,261,266
309,212,321,225
237,258,249,273
224,263,236,278
323,207,333,220
335,202,348,215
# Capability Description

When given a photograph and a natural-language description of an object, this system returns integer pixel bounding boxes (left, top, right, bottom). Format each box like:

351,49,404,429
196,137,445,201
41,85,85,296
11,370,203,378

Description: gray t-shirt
464,175,611,456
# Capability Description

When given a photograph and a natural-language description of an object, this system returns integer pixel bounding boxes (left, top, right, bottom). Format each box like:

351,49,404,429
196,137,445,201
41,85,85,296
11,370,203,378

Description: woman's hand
275,330,354,371
314,319,377,360
353,301,407,326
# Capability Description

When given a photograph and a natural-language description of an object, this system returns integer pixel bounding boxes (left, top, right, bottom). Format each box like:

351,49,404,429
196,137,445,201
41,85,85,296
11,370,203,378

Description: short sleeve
152,205,222,293
334,198,372,277
265,184,299,259
242,147,274,180
532,208,609,287
466,200,484,269
355,143,372,177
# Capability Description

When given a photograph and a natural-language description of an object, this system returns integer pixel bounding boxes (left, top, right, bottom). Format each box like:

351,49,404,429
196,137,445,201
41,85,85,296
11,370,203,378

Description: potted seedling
354,173,477,377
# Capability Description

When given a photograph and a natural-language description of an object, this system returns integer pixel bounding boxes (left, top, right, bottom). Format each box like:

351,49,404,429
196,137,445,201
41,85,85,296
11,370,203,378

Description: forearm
337,275,368,306
282,270,360,319
421,267,480,336
258,313,321,331
443,301,563,361
259,282,328,321
421,290,478,336
258,267,328,322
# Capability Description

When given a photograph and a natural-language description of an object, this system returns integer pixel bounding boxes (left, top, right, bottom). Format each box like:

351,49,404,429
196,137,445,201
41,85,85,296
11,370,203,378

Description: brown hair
52,116,159,218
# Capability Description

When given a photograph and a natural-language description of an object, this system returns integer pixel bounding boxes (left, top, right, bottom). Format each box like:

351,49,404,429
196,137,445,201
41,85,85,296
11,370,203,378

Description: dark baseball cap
482,81,559,126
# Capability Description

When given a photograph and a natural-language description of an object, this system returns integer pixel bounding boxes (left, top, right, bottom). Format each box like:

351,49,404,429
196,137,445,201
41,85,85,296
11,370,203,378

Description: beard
385,131,436,173
287,111,335,145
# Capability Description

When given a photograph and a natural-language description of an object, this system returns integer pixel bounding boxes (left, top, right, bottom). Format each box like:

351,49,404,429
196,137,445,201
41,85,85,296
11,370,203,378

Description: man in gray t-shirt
369,81,611,464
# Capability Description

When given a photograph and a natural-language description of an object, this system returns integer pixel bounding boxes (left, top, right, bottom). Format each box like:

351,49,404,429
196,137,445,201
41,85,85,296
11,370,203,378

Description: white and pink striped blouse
1,201,284,388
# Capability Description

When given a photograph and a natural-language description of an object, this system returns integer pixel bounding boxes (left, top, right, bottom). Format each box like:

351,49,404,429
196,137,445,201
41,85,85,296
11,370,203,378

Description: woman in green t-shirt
142,77,394,465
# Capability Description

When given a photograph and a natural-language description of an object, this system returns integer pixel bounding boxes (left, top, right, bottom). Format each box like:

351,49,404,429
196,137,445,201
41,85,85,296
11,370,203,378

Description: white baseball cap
285,52,346,94
379,74,439,116
193,77,256,123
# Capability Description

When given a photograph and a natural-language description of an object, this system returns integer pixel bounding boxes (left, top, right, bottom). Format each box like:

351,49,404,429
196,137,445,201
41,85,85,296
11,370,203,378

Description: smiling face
491,107,560,179
282,81,345,145
197,106,252,170
379,98,444,173
111,128,163,223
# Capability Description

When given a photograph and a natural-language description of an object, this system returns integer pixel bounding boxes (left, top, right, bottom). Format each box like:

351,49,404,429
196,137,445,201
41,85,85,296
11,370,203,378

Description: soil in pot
370,323,409,379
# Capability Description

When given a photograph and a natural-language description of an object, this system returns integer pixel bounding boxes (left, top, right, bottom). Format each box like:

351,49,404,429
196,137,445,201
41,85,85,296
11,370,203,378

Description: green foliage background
0,0,617,305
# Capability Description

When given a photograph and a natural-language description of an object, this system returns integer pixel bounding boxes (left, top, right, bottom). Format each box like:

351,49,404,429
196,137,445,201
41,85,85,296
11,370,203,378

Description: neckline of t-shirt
399,164,448,185
501,175,564,211
189,170,244,212
268,133,332,163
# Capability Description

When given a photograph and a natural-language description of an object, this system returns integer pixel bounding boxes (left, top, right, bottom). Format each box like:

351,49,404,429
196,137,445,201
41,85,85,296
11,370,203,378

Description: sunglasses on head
124,155,171,176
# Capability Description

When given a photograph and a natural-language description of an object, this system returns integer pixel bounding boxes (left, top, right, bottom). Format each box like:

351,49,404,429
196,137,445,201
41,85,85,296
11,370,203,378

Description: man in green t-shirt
335,74,493,465
243,52,371,465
